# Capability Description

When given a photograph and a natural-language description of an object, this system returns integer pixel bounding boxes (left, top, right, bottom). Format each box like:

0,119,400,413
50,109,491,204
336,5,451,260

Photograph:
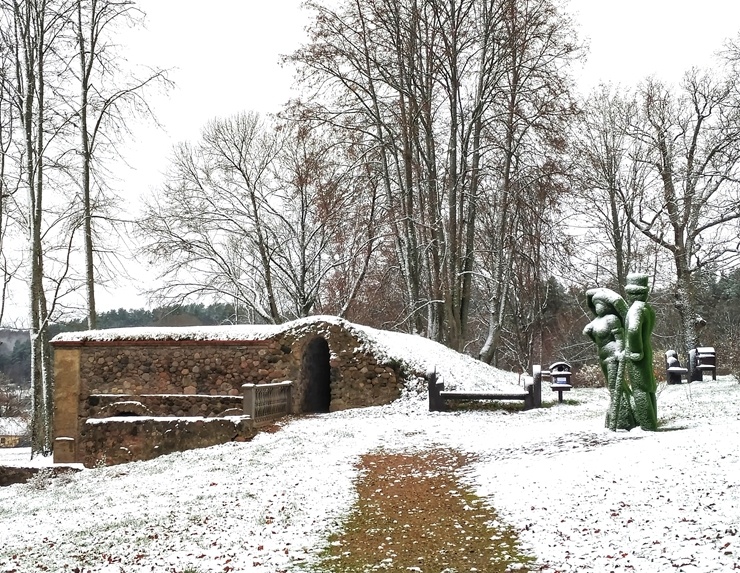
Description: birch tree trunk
11,0,53,456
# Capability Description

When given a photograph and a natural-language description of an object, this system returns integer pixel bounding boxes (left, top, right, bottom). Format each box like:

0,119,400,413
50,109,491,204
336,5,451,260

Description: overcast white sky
119,0,740,192
571,0,740,87
7,0,739,324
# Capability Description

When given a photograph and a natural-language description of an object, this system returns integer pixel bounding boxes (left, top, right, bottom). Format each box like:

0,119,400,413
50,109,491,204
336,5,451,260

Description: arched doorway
301,337,331,412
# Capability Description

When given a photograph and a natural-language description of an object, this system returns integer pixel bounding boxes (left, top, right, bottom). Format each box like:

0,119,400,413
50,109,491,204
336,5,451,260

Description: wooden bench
427,370,540,412
665,350,688,385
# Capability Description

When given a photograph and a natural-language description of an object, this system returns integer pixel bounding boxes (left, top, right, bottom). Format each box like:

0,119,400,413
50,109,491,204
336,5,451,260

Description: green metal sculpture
583,287,635,430
623,273,658,430
583,273,658,431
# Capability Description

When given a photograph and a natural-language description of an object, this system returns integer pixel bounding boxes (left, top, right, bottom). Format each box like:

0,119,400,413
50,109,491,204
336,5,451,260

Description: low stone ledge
81,415,255,468
0,465,82,487
87,394,243,418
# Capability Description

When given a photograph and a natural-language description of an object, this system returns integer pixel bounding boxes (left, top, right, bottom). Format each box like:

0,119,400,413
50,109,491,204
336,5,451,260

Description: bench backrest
696,347,716,367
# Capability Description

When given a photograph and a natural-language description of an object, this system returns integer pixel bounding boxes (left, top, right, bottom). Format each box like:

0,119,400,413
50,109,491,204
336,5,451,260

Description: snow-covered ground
1,323,739,572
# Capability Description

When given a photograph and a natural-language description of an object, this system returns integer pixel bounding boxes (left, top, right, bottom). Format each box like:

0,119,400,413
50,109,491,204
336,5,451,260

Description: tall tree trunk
674,255,698,371
13,0,55,456
78,0,96,329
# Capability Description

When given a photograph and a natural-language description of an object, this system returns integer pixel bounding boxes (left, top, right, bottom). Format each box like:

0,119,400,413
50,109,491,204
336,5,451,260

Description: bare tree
476,0,580,364
625,71,740,362
139,113,282,322
269,121,380,319
290,0,431,334
290,0,580,357
0,42,20,325
318,136,385,320
1,0,76,455
73,0,169,329
140,113,377,323
0,0,167,457
569,84,656,293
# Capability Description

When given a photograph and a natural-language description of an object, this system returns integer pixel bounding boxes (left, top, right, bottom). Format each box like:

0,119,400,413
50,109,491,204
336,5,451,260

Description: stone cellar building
51,316,405,467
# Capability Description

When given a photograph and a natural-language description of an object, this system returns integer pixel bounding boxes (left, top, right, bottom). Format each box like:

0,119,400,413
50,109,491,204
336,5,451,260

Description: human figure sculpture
583,288,636,431
583,273,659,432
623,273,658,431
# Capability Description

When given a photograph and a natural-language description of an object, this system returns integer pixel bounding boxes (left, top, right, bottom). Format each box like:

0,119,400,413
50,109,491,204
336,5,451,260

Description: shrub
575,363,604,388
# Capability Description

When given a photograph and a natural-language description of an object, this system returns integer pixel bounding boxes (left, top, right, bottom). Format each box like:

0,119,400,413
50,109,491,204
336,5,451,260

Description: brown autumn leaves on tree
142,0,740,376
288,0,581,361
141,0,582,370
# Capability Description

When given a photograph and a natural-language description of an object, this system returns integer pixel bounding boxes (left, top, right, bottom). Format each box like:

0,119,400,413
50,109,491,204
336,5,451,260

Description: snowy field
1,376,739,572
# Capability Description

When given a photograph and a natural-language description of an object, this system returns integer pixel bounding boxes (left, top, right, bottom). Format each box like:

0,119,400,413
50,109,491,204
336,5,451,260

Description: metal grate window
243,381,293,427
254,383,291,422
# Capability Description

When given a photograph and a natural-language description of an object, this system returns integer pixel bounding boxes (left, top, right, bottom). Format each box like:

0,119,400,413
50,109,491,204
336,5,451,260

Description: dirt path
319,448,533,572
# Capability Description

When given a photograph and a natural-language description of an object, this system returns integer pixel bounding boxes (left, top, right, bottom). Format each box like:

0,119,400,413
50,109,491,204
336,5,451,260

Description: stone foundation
0,466,81,487
82,416,255,467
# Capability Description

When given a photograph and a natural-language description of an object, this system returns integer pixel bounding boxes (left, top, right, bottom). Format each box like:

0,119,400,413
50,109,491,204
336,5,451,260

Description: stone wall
52,317,405,466
87,394,243,418
63,320,402,417
280,321,402,411
79,341,280,396
81,416,255,467
0,465,81,487
0,436,22,448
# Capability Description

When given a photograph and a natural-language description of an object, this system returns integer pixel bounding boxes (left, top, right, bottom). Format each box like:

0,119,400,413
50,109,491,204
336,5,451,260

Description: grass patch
540,398,581,408
657,415,689,431
444,398,582,412
308,449,534,572
446,399,528,412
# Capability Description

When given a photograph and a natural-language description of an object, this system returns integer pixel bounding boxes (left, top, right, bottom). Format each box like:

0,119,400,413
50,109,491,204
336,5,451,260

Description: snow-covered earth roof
51,315,524,393
50,315,322,343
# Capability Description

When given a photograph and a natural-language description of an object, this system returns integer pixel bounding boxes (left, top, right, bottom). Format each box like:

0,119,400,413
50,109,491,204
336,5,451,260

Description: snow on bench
665,350,689,385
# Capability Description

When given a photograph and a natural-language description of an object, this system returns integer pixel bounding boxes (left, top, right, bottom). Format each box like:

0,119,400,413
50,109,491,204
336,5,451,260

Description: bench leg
531,365,542,409
428,372,445,412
